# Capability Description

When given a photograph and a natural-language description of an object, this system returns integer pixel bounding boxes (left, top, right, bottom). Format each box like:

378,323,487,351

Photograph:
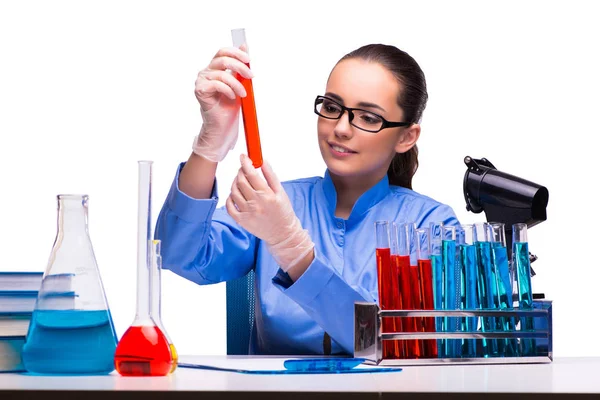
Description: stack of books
0,272,43,372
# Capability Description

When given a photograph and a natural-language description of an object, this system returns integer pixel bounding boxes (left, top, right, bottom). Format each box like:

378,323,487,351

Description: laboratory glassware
459,224,479,358
375,221,396,359
416,228,437,358
395,223,421,358
388,222,405,358
513,223,536,356
474,222,498,356
114,161,174,376
232,28,263,168
490,222,518,356
442,225,460,358
21,194,118,374
429,221,444,356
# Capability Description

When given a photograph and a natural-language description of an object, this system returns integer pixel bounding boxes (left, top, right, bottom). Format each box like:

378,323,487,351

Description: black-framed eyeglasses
314,95,412,133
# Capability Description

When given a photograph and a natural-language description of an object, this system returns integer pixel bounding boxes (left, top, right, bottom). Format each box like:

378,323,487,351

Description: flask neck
57,195,90,237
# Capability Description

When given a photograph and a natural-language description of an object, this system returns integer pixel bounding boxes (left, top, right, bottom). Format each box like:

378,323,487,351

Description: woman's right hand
192,47,254,162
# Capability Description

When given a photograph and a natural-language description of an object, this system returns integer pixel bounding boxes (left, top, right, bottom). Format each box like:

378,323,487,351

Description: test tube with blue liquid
459,224,479,358
513,223,536,356
490,222,518,356
429,222,444,357
442,226,460,358
474,222,498,357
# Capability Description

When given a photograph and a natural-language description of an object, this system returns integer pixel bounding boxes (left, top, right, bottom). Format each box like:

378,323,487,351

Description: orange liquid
238,63,263,168
114,325,173,376
418,258,438,358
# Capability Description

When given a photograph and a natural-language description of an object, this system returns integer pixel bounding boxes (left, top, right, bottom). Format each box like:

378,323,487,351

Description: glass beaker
22,194,118,375
114,161,174,376
512,223,536,356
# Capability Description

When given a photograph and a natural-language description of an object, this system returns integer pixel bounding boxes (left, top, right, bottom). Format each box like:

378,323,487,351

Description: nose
333,110,354,140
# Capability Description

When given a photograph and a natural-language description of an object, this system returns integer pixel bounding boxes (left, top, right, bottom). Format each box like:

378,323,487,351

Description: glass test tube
429,222,444,357
396,223,420,358
474,222,498,357
442,226,460,358
416,228,437,358
513,223,536,356
232,28,263,168
459,224,479,358
490,222,518,356
375,221,395,359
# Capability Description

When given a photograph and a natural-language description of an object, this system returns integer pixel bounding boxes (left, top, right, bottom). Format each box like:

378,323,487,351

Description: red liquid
114,325,173,376
237,64,263,168
393,255,421,358
417,259,437,358
376,248,400,359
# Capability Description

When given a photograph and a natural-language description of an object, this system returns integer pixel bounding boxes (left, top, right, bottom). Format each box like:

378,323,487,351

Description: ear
394,124,421,153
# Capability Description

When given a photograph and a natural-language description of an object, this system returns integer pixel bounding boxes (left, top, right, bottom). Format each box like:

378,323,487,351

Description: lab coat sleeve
155,163,257,285
272,248,374,355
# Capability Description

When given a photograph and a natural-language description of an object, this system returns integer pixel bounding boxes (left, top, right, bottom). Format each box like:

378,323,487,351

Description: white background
1,0,598,357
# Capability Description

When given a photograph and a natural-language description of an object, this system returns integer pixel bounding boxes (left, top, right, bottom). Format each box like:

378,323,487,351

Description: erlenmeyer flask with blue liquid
22,194,117,374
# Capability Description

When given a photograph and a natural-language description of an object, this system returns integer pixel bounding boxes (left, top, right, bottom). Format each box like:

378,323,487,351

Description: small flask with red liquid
114,161,174,376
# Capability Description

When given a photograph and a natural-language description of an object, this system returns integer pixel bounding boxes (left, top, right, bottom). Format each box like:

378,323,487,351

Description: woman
155,43,459,356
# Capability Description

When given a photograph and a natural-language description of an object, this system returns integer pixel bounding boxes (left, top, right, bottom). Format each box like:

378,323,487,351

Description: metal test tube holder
354,301,553,366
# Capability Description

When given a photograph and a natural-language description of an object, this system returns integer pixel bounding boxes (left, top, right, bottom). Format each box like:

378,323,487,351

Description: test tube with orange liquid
232,28,263,168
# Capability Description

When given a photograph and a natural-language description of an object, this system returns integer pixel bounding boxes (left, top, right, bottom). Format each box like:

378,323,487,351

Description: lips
328,142,357,154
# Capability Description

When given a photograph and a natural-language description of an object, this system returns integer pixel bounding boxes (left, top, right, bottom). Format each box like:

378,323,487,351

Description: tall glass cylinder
396,223,420,358
459,224,478,358
416,228,436,358
513,223,535,356
114,161,174,376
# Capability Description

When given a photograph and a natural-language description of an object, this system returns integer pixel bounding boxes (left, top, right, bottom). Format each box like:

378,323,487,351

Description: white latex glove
192,47,254,162
226,154,315,272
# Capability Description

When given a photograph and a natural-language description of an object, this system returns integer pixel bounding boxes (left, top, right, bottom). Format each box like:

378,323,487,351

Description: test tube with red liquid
388,222,405,358
416,228,437,358
375,221,397,359
393,223,420,358
232,28,263,168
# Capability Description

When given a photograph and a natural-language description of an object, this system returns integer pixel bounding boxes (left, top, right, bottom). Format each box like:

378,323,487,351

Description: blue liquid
514,242,536,356
442,240,459,358
22,309,117,374
475,241,498,356
430,254,443,356
459,244,478,358
491,244,518,356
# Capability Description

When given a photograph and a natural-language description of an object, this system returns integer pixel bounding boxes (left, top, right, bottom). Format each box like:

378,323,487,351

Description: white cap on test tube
231,28,248,50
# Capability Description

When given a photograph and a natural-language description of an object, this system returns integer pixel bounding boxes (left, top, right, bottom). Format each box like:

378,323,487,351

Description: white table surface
0,355,598,396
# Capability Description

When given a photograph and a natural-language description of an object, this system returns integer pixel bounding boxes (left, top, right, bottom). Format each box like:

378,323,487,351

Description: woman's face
317,58,411,184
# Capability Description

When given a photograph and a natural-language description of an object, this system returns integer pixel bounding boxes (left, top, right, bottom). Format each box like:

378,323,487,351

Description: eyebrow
324,92,387,113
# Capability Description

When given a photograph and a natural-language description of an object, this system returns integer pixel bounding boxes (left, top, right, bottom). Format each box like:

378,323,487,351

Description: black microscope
462,156,549,294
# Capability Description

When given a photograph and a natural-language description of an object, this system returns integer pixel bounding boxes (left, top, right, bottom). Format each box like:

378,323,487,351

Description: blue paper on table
178,358,402,375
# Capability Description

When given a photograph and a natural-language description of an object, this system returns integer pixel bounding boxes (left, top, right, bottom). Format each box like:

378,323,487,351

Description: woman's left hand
226,154,314,272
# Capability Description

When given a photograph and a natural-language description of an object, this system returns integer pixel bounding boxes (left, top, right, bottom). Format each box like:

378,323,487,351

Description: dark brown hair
339,44,428,189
